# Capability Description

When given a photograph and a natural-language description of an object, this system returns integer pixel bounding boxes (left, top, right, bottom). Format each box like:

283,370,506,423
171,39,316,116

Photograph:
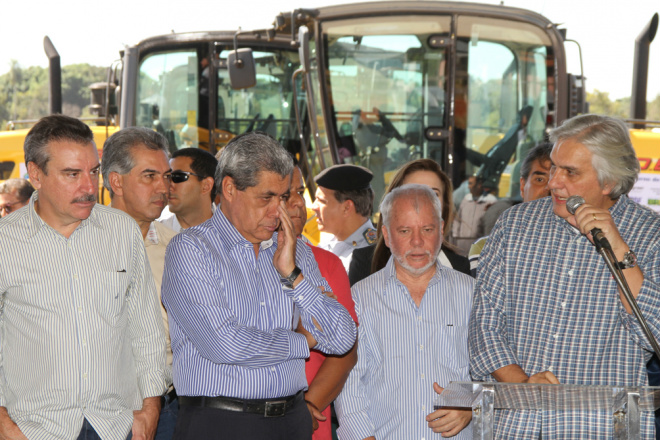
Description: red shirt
306,244,358,440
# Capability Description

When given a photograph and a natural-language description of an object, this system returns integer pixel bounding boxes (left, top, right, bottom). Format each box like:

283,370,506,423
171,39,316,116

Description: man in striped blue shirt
336,184,473,440
161,132,357,440
469,114,660,438
0,115,168,440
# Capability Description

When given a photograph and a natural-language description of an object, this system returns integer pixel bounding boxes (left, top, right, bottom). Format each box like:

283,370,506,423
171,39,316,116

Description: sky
2,0,659,102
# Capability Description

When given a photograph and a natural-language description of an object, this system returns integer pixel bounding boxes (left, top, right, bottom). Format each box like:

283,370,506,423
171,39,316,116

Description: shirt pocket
90,272,131,324
437,324,469,371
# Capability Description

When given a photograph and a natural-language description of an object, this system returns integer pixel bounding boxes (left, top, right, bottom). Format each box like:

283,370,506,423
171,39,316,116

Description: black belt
161,387,178,407
178,390,304,418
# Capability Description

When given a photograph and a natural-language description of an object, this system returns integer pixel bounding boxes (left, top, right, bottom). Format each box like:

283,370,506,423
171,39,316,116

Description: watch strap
281,266,302,288
616,250,637,270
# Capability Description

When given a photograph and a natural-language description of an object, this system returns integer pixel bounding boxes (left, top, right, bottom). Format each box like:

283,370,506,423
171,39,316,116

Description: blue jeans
76,418,132,440
155,391,179,440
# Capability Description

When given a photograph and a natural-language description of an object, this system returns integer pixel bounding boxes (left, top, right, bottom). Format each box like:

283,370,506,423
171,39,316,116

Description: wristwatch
617,250,637,270
281,266,302,288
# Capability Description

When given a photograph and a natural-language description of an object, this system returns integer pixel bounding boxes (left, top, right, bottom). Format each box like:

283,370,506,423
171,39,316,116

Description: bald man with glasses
159,148,217,232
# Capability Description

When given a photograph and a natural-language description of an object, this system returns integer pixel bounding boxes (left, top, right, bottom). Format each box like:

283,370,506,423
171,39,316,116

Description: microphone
566,195,611,250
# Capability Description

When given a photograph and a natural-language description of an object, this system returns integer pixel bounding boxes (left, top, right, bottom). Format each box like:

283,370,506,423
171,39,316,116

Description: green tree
0,62,108,129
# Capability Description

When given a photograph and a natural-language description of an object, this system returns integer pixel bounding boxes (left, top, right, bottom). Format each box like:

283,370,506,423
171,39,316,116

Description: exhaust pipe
43,36,62,115
630,13,658,127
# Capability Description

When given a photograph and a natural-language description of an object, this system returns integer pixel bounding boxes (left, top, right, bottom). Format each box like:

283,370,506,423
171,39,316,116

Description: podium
435,382,660,439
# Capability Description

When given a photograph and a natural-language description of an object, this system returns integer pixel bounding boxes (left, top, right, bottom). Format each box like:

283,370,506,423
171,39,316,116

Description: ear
108,172,124,197
381,225,391,249
200,176,214,197
27,162,43,190
601,181,614,196
519,177,525,200
221,176,236,202
342,199,355,216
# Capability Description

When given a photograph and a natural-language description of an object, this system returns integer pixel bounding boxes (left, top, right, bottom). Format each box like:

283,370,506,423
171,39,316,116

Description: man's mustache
72,194,97,203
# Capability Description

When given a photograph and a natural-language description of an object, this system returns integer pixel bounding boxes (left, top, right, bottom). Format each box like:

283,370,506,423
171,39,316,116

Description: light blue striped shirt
336,258,474,440
0,194,168,440
161,208,357,399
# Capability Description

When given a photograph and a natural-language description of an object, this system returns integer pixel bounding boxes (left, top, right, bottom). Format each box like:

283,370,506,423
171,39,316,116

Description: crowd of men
0,112,659,440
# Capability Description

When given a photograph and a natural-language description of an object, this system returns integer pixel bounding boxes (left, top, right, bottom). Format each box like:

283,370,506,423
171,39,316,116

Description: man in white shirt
159,148,217,232
452,175,497,255
312,164,376,271
336,184,473,440
0,115,167,440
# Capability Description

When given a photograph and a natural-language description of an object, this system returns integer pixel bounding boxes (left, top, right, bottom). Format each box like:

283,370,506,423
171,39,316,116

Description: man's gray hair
101,127,170,197
0,178,35,202
380,184,443,231
549,114,639,199
216,132,293,192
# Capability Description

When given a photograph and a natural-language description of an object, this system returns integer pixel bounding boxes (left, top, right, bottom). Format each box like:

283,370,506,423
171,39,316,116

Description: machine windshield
135,47,301,153
320,14,553,202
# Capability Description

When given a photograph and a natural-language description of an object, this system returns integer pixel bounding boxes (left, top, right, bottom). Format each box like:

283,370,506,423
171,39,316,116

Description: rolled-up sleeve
468,220,519,380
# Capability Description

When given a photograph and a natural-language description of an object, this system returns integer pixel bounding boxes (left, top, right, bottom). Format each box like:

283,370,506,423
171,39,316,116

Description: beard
393,248,438,276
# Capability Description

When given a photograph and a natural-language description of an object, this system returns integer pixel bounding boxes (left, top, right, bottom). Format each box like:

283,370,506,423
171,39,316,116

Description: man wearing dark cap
312,164,376,272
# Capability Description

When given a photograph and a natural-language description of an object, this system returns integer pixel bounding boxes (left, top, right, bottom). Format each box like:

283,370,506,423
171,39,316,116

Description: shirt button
270,367,275,372
421,406,426,412
73,274,79,280
568,269,574,276
553,334,558,339
83,373,88,379
417,316,422,321
547,366,554,372
78,307,83,314
561,302,567,308
419,344,424,351
260,302,265,307
82,339,87,346
421,373,425,379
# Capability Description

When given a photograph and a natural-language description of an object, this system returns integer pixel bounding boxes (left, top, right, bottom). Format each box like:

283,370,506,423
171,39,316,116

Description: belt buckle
264,400,287,417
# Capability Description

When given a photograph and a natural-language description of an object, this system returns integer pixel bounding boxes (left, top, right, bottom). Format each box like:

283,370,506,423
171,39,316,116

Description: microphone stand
594,240,660,358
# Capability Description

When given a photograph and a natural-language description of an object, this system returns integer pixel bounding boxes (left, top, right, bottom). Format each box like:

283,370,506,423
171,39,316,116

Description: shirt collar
211,207,274,251
329,219,375,246
27,191,103,240
145,221,159,245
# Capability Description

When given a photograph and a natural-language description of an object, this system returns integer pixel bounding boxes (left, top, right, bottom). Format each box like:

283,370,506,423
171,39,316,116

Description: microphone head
566,195,585,215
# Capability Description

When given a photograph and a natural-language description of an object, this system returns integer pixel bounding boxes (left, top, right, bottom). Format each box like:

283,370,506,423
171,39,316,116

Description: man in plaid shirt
469,114,660,439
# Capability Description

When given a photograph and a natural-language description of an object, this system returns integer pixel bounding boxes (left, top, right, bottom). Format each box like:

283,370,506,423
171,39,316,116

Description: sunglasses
170,171,202,184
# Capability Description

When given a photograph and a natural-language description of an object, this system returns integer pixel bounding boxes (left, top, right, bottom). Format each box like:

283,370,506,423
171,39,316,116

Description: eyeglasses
170,171,202,184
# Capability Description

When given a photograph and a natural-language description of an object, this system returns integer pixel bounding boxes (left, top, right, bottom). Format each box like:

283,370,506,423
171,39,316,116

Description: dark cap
314,164,373,191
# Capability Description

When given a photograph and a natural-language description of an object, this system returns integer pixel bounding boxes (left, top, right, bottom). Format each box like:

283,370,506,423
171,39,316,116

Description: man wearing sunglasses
159,149,217,233
0,178,34,217
102,127,178,440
